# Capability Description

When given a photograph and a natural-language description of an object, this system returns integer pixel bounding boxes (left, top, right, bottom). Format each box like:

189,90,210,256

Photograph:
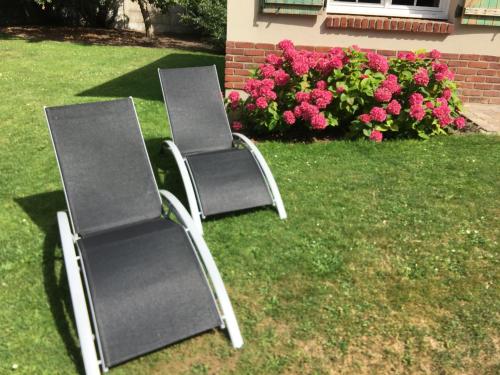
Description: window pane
392,0,415,5
416,0,440,7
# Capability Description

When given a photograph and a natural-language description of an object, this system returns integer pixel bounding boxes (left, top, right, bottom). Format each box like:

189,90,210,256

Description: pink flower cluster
367,52,389,74
374,87,392,103
432,100,453,127
370,107,387,122
228,91,240,110
414,68,430,86
381,74,401,95
370,130,383,142
409,93,425,121
432,62,454,82
244,78,277,109
276,39,346,77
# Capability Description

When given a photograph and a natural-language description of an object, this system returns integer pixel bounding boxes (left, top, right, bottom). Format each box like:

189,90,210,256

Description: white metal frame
57,211,103,375
45,105,108,374
326,0,450,19
159,190,244,348
164,140,204,234
232,133,287,220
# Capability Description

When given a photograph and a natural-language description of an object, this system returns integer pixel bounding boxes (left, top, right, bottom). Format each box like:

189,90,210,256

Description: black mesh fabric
78,218,221,367
187,149,273,216
46,98,162,236
159,66,233,155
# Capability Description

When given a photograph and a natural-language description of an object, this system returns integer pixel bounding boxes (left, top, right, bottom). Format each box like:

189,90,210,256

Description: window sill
325,15,454,34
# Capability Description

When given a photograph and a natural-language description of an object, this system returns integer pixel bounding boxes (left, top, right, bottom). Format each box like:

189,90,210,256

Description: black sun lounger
44,98,242,375
158,65,287,233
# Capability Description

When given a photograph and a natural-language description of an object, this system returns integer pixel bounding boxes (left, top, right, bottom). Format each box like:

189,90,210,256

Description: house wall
225,0,500,104
116,0,190,35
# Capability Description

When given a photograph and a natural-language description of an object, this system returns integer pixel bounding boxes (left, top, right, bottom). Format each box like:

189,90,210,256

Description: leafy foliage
153,0,227,50
31,0,121,27
227,41,465,141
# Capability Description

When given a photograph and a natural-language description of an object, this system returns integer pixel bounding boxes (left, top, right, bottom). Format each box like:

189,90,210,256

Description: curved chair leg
57,211,101,375
232,133,287,220
164,140,204,234
160,190,244,348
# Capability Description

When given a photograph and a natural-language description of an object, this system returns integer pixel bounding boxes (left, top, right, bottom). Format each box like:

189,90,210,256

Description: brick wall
225,41,500,105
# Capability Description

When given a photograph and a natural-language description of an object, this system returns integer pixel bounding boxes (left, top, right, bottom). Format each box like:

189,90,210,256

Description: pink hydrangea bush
226,41,464,140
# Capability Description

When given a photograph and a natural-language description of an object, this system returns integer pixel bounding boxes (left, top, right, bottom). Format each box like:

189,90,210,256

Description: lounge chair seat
78,218,221,366
186,148,273,216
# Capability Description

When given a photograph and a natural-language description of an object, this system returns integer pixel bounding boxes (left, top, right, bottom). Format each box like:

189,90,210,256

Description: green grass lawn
0,35,499,375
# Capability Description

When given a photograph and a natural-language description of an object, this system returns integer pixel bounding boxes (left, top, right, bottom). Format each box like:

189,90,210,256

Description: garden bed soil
0,26,217,53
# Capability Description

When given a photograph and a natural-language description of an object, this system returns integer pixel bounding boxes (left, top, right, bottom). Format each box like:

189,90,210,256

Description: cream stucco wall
227,0,500,56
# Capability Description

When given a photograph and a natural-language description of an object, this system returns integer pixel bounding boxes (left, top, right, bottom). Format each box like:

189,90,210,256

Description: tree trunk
137,0,153,37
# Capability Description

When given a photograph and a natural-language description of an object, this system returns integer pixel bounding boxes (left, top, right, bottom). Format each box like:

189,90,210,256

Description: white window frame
327,0,450,20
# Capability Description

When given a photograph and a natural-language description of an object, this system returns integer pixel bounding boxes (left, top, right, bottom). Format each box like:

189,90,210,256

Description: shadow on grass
15,191,85,374
77,53,225,101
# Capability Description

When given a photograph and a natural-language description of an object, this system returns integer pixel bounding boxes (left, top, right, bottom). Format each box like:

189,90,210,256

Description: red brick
412,22,419,32
390,20,397,29
439,23,447,33
232,82,245,90
331,17,340,28
361,18,369,29
234,69,251,76
487,90,500,97
418,23,426,32
441,53,460,59
460,54,480,61
453,74,466,82
296,45,315,51
474,83,494,90
446,24,454,33
347,17,355,28
383,19,390,30
485,76,500,83
226,48,243,55
235,42,254,48
398,20,405,30
315,46,331,53
377,49,397,57
225,75,244,82
477,69,497,76
457,82,474,89
225,68,234,75
467,97,490,103
235,56,253,63
433,23,440,33
244,49,265,56
226,62,243,69
468,61,489,69
255,43,275,50
465,76,486,82
448,60,468,68
225,82,234,89
225,55,233,62
405,21,412,32
488,62,500,69
253,56,266,63
460,89,482,96
369,19,376,29
480,55,500,62
456,67,478,75
341,17,348,28
488,97,500,104
243,63,259,69
226,41,235,48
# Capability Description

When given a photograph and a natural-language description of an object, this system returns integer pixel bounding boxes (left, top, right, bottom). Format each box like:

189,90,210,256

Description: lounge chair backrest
46,98,162,236
159,65,233,155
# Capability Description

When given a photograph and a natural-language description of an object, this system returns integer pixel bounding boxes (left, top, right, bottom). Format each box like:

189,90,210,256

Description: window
326,0,450,19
